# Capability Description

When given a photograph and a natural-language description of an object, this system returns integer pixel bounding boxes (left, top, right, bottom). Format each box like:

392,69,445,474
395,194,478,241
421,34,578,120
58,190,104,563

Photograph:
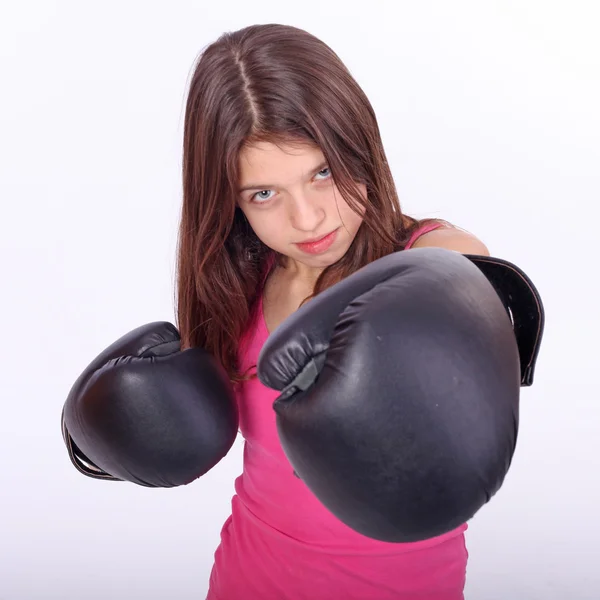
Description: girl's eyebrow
238,161,329,192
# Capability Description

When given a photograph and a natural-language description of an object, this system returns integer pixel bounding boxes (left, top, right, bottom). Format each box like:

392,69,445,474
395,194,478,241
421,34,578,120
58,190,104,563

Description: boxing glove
62,322,238,487
258,247,543,542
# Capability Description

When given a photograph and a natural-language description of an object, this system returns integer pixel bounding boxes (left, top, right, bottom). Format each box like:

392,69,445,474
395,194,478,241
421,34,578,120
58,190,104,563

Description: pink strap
405,222,443,250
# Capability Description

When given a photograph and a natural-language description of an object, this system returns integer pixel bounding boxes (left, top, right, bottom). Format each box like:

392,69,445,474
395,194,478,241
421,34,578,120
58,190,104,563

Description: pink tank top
207,223,468,600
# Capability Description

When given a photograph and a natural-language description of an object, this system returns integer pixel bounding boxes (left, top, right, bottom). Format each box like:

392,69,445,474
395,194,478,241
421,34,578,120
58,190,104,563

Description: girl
176,23,490,600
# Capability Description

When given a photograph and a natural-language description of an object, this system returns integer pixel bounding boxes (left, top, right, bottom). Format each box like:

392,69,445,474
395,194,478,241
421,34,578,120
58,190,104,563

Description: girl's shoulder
409,222,490,255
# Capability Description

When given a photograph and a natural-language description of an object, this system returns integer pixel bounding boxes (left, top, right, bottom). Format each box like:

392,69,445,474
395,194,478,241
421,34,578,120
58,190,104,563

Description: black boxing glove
62,322,238,487
257,247,544,542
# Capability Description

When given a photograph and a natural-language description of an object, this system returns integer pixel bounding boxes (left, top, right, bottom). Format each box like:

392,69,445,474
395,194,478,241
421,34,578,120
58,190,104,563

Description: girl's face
237,141,365,280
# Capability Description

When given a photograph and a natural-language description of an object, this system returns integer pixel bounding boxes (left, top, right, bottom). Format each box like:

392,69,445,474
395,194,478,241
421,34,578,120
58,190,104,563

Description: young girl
176,23,490,600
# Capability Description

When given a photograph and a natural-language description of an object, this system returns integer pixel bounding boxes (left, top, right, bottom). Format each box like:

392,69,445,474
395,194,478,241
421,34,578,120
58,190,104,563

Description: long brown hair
176,24,445,382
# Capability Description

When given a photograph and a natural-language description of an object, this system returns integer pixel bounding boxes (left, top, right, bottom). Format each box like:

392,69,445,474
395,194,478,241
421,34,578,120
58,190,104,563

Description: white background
1,1,598,598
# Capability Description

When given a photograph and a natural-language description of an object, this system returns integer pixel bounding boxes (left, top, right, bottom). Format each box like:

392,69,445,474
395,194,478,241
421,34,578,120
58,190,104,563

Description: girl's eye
249,167,331,203
315,167,331,180
252,190,274,203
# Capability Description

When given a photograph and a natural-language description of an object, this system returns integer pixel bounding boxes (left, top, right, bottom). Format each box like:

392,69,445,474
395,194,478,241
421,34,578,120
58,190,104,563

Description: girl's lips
295,229,339,254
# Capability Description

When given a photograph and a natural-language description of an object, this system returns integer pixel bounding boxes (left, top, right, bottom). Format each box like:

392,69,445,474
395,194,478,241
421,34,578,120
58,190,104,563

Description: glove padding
62,322,238,487
258,247,542,542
